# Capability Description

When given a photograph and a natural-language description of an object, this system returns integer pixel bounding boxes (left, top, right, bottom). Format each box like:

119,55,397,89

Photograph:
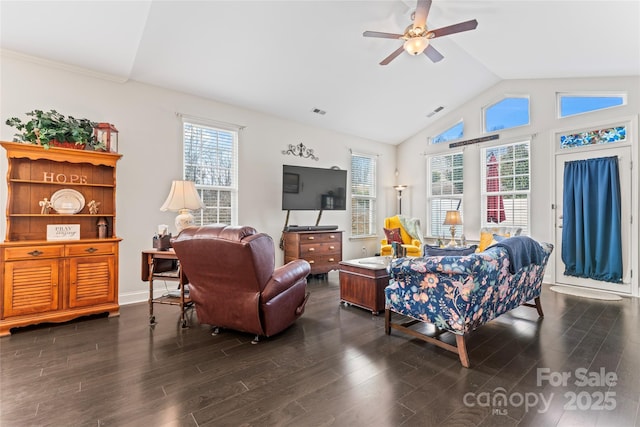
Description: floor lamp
393,185,407,215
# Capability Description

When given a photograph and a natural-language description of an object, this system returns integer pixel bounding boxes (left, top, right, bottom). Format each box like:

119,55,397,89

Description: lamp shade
160,180,204,233
160,180,204,212
403,36,429,55
443,210,463,226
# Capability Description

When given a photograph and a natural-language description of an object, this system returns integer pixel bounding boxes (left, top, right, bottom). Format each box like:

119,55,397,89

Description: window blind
427,152,464,238
482,141,530,234
351,153,377,237
183,121,238,225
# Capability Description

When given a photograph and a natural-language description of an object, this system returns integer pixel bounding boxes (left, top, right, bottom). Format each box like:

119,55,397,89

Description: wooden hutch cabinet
283,230,343,275
0,141,122,336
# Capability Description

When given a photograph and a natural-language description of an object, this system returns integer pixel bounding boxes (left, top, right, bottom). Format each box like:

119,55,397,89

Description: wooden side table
141,249,191,327
338,257,390,315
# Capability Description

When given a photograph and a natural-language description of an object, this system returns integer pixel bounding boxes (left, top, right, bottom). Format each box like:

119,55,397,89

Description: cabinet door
68,255,115,308
3,259,60,317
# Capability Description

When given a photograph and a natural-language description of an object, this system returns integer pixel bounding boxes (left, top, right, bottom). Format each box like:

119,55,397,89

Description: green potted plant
5,109,104,150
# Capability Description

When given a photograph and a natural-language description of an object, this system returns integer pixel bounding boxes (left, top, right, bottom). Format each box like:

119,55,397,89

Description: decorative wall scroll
449,134,499,148
282,142,319,161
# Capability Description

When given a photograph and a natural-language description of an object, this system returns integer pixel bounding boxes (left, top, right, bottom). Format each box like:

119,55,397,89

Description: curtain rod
423,132,538,155
175,112,246,131
349,148,380,157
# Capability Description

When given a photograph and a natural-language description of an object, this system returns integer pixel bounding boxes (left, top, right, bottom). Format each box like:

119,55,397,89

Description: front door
554,145,632,294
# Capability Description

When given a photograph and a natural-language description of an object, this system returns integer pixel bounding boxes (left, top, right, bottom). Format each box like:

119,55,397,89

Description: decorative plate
51,189,85,214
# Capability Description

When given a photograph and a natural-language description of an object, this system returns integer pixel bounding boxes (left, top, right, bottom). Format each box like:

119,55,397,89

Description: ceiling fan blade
424,44,444,63
429,19,478,38
413,0,432,29
380,46,405,66
363,30,403,39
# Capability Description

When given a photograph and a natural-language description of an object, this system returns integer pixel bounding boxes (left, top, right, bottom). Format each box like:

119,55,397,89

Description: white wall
398,76,640,296
0,52,396,304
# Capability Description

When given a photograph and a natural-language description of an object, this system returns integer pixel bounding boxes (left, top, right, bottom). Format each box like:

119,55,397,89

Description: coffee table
338,256,391,315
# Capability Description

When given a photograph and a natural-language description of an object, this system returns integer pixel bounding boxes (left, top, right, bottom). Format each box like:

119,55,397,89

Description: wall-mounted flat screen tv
282,165,347,211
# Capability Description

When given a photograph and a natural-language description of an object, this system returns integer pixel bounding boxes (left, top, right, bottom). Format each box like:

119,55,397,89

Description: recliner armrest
262,259,310,302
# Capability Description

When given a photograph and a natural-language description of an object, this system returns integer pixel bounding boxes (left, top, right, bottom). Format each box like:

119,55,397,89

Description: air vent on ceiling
427,106,445,118
311,108,327,115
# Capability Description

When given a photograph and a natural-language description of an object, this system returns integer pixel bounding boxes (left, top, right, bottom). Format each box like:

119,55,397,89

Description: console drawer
65,242,116,257
4,245,64,261
300,242,340,256
299,233,341,244
303,255,340,274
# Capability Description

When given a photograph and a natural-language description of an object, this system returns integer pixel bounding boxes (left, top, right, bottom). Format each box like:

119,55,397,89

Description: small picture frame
283,172,299,193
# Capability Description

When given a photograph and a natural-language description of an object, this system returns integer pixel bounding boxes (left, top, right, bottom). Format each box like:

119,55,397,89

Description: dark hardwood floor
1,274,639,426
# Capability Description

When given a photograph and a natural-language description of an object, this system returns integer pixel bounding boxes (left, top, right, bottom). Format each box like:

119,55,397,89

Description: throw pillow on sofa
482,234,507,251
479,230,510,251
424,244,478,257
478,227,523,252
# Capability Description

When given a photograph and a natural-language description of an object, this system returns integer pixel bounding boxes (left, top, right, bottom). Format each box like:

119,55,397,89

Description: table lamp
443,210,462,247
160,180,204,233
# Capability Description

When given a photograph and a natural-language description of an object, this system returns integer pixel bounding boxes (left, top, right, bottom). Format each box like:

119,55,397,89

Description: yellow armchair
380,215,422,257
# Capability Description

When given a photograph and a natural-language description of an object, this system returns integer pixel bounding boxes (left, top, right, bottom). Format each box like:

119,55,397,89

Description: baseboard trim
118,289,167,305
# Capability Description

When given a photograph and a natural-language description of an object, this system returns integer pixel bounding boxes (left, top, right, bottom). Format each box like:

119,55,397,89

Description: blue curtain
561,156,622,283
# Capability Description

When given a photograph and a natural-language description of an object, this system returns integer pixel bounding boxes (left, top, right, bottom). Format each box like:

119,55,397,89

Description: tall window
351,152,377,237
183,119,238,225
427,152,463,238
482,141,530,234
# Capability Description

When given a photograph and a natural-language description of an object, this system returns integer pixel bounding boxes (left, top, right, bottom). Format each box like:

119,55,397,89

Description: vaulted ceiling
2,1,639,144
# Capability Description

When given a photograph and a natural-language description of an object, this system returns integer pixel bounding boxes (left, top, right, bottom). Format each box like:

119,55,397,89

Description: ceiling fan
363,0,478,65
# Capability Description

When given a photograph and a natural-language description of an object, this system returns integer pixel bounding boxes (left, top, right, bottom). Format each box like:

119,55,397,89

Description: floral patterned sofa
384,237,553,368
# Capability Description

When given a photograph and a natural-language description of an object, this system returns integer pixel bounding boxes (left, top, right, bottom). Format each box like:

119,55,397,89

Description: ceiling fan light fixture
403,36,429,56
363,0,478,65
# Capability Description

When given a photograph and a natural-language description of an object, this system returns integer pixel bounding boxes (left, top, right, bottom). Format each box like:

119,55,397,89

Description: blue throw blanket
493,236,546,274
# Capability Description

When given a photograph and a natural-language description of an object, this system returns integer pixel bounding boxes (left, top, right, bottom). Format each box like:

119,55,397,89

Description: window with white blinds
183,120,238,226
351,153,377,237
427,152,464,238
481,141,530,234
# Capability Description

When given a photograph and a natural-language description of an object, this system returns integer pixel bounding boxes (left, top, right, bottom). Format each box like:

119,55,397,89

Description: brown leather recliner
171,224,310,341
